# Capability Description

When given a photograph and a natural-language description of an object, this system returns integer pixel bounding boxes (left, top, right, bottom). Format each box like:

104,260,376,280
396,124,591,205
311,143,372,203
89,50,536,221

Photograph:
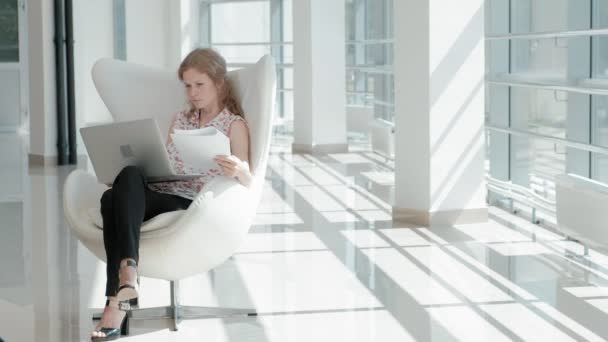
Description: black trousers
100,166,192,296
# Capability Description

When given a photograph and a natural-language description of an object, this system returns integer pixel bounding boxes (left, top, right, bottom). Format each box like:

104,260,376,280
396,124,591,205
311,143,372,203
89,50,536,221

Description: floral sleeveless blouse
147,108,246,200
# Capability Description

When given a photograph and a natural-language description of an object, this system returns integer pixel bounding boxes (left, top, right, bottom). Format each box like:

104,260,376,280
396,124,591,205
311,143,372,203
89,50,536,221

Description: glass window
113,0,127,60
592,1,608,79
0,0,19,62
510,38,569,80
510,0,580,34
345,0,393,122
211,2,270,44
592,94,608,182
486,0,608,214
510,136,566,201
210,1,271,64
201,0,292,128
510,88,567,139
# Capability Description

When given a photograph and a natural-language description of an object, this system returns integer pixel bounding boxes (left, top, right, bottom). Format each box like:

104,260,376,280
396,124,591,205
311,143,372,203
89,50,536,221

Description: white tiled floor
2,132,608,341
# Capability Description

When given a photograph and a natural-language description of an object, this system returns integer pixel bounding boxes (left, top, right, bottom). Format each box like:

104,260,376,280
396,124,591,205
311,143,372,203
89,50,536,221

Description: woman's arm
214,120,252,187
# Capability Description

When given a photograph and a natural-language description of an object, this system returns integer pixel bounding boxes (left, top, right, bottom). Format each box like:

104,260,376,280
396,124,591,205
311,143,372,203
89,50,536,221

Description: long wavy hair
178,48,243,118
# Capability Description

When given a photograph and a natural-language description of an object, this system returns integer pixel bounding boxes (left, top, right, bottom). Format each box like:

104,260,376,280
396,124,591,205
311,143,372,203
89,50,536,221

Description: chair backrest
92,56,277,200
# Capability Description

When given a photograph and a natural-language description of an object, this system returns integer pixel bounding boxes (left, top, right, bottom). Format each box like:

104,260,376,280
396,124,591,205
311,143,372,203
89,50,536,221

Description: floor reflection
1,132,608,341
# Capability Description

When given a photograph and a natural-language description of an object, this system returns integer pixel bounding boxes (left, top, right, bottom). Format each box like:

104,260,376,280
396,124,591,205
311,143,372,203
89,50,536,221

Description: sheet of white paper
173,127,217,136
171,127,231,172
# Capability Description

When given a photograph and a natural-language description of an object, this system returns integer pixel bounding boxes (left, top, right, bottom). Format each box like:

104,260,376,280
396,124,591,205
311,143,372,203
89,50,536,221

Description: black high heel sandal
115,259,140,302
91,299,131,341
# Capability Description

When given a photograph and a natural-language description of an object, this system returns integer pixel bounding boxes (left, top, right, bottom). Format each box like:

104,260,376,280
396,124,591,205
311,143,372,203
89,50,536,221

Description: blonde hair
178,48,243,118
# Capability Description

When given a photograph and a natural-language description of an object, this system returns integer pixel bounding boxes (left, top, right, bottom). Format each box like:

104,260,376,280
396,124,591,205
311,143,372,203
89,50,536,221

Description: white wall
75,0,199,126
27,0,56,157
73,0,115,127
27,0,197,159
28,0,114,158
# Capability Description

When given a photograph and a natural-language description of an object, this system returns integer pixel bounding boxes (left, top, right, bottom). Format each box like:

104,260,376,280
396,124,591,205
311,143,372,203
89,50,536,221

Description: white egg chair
63,55,276,330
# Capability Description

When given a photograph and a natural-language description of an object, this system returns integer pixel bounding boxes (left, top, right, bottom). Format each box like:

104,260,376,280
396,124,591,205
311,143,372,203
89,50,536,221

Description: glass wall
591,0,608,183
486,0,608,206
0,0,18,62
199,0,394,134
200,0,292,131
210,1,271,63
345,0,394,122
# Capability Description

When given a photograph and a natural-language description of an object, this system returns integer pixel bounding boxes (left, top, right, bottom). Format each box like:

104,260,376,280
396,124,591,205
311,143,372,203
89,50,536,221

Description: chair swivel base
91,281,257,331
137,305,257,331
94,305,257,331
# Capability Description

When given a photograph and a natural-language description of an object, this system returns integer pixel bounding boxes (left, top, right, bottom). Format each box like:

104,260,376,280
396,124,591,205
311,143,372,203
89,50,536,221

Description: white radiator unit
370,119,394,158
347,105,374,135
556,174,608,253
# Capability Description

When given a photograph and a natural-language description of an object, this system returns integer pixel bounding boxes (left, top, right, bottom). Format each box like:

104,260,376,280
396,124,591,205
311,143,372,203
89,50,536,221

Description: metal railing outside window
486,0,608,220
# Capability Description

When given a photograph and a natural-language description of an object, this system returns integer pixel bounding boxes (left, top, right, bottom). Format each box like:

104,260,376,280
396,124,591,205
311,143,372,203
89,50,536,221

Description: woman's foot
116,259,139,301
91,298,130,341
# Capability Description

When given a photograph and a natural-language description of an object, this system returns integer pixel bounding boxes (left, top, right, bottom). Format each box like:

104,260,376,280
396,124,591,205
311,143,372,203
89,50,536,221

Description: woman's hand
214,155,250,181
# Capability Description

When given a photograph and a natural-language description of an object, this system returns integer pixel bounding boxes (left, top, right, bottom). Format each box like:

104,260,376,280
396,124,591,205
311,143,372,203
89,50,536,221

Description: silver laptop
80,118,202,185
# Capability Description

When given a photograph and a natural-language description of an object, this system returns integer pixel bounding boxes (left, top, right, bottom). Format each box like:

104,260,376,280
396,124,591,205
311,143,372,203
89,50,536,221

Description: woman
91,48,251,341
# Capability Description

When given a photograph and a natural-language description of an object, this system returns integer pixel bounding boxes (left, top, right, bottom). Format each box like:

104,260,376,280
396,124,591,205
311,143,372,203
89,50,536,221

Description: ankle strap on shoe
118,301,131,311
107,299,131,311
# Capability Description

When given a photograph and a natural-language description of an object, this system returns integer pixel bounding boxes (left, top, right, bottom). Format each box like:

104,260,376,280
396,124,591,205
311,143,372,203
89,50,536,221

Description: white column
27,0,57,164
393,0,487,226
292,0,347,154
